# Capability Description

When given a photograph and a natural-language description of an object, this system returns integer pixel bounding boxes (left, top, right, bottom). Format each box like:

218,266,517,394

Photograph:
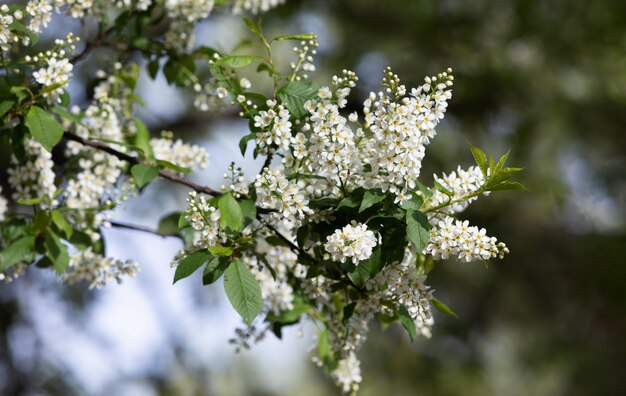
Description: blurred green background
1,0,625,395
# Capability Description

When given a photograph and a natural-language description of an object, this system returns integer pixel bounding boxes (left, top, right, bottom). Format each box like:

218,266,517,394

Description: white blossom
325,222,377,264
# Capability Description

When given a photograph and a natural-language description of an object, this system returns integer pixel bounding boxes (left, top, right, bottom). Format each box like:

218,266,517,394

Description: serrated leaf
25,106,64,152
218,193,243,232
495,150,510,172
209,246,233,256
217,55,264,68
359,190,386,213
431,297,459,318
203,255,228,285
131,164,159,188
399,305,417,342
44,232,69,274
406,210,430,252
470,144,488,176
0,236,35,270
224,259,263,325
277,80,320,119
486,181,529,191
51,210,73,239
486,167,525,188
173,251,210,284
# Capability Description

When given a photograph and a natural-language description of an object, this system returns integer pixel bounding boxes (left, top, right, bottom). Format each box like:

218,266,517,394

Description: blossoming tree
0,0,526,393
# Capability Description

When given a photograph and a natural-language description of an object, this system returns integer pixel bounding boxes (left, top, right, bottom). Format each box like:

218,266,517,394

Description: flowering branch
108,220,181,239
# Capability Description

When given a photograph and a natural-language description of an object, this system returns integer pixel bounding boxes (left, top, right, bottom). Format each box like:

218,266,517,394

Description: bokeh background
1,0,625,395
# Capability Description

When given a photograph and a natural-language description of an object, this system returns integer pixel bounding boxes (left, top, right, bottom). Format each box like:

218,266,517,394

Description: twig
108,220,181,239
63,132,221,196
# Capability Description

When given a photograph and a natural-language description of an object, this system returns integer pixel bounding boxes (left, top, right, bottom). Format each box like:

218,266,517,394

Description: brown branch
108,220,181,239
70,24,117,64
63,131,221,196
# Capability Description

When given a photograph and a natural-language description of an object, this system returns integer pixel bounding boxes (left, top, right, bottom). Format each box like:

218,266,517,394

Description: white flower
331,352,362,394
239,77,251,89
325,222,377,264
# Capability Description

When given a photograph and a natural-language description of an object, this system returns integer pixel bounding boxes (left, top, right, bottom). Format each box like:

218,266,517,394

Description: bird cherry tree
0,0,526,393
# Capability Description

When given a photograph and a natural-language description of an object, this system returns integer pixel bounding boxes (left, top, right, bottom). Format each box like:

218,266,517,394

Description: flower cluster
233,0,285,14
185,191,222,247
151,132,210,172
7,140,58,208
164,0,214,51
255,167,312,229
254,100,293,154
61,248,140,289
332,352,362,394
424,218,509,262
0,5,21,53
430,165,487,214
325,222,377,264
25,0,53,33
362,68,453,201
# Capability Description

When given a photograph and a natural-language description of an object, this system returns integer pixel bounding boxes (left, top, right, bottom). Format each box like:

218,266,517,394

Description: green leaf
348,248,382,288
271,33,317,42
414,180,433,198
470,144,488,176
224,259,263,325
434,181,454,197
203,255,228,285
486,167,525,188
359,190,386,213
406,210,431,252
132,119,154,160
486,181,529,192
68,230,93,251
218,193,243,232
208,246,233,256
51,210,73,239
217,55,264,68
156,160,191,174
157,212,181,235
173,251,210,284
51,106,84,125
131,164,159,188
277,80,320,119
268,297,312,323
239,133,256,156
243,17,261,36
16,197,43,205
25,106,64,152
399,191,424,211
431,297,459,318
9,21,38,46
399,305,417,342
0,100,14,118
337,196,360,210
495,150,510,172
238,199,257,228
0,236,35,270
44,232,69,274
317,329,336,369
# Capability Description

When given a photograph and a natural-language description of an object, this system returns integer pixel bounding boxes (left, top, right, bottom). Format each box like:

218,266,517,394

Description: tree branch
108,220,181,239
63,131,221,196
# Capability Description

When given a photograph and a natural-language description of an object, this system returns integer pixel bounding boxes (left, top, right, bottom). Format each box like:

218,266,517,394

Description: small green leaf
399,305,417,342
0,100,14,118
132,119,154,160
173,251,210,284
271,33,317,42
434,181,454,197
44,232,69,274
359,190,386,212
243,17,261,36
406,210,430,252
51,210,73,239
238,199,257,228
486,181,529,192
157,212,182,235
51,106,84,124
277,80,320,119
224,259,263,325
208,246,233,256
217,55,264,68
16,197,43,205
495,150,510,172
337,196,360,210
25,106,64,152
9,21,38,46
203,255,228,285
239,133,256,156
218,193,243,232
348,248,382,288
156,160,191,174
131,164,159,188
317,329,336,370
486,167,525,188
0,236,35,270
431,297,459,318
470,144,488,176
